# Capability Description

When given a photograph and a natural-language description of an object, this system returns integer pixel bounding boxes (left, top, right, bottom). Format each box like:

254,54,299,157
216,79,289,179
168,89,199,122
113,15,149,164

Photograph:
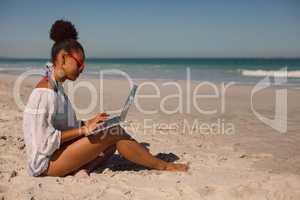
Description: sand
0,72,300,200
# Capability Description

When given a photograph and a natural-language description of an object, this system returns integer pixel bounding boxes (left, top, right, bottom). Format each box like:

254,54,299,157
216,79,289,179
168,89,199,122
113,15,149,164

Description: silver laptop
89,84,138,135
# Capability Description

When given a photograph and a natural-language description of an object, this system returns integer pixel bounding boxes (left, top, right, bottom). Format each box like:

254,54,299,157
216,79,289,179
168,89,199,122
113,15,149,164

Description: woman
23,20,188,177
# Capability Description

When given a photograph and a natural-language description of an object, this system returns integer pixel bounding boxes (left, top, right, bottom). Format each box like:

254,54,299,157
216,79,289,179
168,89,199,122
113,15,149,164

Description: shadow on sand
94,142,180,173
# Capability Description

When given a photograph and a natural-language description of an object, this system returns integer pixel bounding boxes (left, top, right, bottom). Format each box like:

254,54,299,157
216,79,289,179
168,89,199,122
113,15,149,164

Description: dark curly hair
50,19,85,62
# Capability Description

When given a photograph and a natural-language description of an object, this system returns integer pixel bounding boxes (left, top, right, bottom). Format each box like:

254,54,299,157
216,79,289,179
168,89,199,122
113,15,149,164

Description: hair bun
50,20,78,43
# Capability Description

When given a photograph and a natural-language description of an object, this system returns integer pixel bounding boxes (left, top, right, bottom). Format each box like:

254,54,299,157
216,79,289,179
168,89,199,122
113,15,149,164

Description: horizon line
1,56,300,60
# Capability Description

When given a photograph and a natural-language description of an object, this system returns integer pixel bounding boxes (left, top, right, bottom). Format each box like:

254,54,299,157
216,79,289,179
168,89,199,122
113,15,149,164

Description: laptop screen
120,84,138,121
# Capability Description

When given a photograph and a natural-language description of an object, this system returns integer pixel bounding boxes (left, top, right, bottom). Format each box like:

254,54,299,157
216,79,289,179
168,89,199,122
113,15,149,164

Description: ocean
1,58,300,86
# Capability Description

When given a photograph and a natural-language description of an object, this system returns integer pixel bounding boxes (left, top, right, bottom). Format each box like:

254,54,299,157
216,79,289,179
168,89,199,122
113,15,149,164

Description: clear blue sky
0,0,299,58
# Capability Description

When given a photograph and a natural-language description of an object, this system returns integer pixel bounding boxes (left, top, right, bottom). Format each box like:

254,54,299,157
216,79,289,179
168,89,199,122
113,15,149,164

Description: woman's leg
44,128,126,177
43,127,188,177
50,135,117,175
115,139,188,171
76,144,117,174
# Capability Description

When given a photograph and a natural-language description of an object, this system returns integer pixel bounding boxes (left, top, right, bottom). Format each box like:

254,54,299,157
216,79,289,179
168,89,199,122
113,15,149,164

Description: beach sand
1,73,300,200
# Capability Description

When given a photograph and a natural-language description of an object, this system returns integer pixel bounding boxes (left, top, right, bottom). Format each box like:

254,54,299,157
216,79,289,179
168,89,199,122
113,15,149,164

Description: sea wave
240,69,300,78
0,67,41,72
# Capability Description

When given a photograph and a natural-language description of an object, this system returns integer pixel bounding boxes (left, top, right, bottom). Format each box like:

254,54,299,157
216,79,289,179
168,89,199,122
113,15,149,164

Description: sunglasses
66,53,85,72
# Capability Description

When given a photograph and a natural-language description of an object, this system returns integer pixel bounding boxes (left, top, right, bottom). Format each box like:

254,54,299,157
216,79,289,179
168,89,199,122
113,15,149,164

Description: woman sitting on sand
23,20,188,177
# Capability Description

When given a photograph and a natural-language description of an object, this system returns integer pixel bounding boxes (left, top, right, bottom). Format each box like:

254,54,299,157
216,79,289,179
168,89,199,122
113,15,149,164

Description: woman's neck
52,66,66,83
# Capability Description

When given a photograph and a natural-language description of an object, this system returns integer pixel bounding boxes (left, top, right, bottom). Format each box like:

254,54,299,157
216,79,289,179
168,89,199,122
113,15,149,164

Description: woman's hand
86,113,109,125
80,113,110,136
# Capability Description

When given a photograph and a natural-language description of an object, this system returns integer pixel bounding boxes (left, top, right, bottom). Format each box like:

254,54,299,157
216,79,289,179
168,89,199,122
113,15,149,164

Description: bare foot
165,163,189,172
74,169,90,178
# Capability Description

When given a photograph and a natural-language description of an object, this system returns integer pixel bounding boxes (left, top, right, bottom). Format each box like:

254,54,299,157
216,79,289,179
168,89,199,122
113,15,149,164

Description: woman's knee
104,144,117,155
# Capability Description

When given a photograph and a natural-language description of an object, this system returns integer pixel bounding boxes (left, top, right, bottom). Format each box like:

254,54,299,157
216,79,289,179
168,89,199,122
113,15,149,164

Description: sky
0,0,299,58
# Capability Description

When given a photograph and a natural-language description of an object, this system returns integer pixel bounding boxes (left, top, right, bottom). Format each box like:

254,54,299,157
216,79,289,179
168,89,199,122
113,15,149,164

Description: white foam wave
0,67,40,72
240,69,300,78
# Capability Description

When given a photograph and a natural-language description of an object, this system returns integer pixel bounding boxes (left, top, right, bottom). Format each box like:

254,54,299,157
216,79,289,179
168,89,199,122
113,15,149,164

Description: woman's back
23,69,79,176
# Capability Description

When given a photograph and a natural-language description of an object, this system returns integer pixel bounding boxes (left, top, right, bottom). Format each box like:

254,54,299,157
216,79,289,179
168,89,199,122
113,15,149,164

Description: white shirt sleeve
23,89,62,161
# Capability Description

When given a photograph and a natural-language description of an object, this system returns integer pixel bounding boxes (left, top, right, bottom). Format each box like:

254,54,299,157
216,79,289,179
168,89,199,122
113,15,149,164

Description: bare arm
35,79,109,145
60,127,86,144
60,113,109,144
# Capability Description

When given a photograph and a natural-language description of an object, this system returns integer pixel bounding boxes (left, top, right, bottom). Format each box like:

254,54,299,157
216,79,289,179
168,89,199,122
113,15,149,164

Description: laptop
88,84,138,135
